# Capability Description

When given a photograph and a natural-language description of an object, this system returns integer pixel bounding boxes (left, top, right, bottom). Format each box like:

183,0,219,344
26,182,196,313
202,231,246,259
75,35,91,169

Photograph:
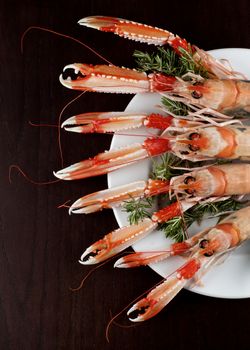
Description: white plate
108,48,250,299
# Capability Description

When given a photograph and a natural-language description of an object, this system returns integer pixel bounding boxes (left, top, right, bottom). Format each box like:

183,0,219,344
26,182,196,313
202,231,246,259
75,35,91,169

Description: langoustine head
170,166,228,200
160,77,240,113
171,126,237,161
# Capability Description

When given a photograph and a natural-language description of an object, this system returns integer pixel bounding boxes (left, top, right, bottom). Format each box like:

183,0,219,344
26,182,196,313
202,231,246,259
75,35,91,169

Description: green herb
160,198,244,242
151,153,182,181
133,48,183,76
123,154,183,225
178,47,208,78
123,197,153,225
124,153,201,226
133,47,208,77
161,96,189,116
134,47,209,117
159,216,184,242
151,153,197,181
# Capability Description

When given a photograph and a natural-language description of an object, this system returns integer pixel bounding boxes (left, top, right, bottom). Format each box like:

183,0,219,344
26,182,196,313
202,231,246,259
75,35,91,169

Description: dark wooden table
1,1,250,349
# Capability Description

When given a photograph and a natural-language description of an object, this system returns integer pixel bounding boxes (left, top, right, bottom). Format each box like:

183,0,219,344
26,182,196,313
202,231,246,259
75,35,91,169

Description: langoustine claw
69,179,170,214
61,112,174,133
60,64,150,93
78,16,188,49
62,110,229,134
127,259,200,322
114,231,207,268
54,137,171,180
79,218,156,265
59,63,182,94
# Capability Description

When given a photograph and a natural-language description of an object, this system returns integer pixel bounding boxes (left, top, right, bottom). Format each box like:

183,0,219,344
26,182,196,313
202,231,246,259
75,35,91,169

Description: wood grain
1,0,250,349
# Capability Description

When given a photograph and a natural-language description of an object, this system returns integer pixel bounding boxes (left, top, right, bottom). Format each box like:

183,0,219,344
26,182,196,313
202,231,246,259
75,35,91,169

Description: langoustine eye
191,82,204,99
191,90,203,99
188,132,201,151
184,176,196,194
199,239,214,257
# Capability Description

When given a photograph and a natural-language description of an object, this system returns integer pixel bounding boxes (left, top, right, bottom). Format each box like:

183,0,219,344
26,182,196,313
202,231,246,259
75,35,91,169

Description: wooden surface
1,1,250,349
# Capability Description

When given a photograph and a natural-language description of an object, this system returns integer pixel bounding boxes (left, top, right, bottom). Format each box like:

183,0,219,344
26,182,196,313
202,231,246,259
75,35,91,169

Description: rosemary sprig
151,153,184,181
178,47,208,78
133,48,183,76
160,199,244,242
124,196,244,242
134,47,209,117
123,197,153,225
133,47,208,77
151,153,199,181
161,96,189,116
159,216,184,242
123,154,197,225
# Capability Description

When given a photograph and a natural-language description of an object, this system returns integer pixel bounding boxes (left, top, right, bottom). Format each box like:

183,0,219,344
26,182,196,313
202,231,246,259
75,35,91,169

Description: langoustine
54,123,250,180
60,17,250,116
68,163,250,214
56,107,242,180
60,63,250,116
